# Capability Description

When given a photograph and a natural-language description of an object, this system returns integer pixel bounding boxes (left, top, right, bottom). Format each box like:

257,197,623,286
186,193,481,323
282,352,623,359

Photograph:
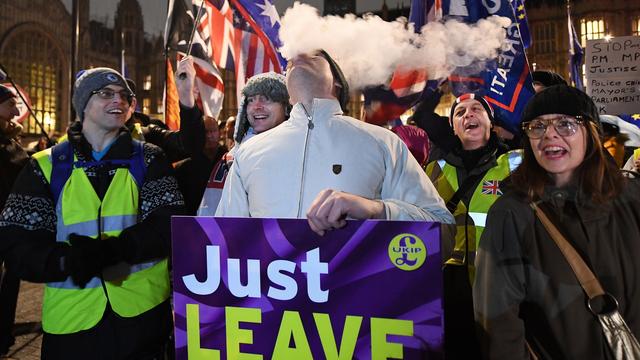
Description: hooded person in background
216,49,453,231
0,84,29,356
197,72,290,216
425,93,522,359
0,68,184,359
390,124,430,168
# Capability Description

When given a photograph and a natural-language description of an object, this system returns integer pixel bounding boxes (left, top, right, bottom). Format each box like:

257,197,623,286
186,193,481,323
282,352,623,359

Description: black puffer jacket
0,133,29,265
474,180,640,359
0,134,28,211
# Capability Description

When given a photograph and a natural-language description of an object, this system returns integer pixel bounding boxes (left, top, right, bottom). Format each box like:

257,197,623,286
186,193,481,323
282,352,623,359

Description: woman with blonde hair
474,85,640,359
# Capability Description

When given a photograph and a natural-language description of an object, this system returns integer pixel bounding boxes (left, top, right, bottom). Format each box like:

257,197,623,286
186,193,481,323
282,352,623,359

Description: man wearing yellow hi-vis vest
0,68,184,359
424,93,522,359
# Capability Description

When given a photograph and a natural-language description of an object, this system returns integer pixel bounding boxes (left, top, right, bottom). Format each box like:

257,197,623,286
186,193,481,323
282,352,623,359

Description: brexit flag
444,0,535,134
197,0,286,101
164,0,225,121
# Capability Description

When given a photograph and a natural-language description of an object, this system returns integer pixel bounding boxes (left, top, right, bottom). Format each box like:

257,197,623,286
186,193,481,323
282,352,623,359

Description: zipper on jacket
297,103,314,218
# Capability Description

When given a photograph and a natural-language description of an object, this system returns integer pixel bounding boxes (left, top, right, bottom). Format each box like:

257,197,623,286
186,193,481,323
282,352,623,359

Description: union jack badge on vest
481,180,502,196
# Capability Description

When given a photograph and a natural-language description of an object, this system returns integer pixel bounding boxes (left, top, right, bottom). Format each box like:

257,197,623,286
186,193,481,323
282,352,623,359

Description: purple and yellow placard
171,217,443,359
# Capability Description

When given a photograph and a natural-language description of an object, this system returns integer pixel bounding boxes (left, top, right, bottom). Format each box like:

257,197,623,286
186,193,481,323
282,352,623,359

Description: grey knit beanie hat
72,67,132,121
235,72,290,142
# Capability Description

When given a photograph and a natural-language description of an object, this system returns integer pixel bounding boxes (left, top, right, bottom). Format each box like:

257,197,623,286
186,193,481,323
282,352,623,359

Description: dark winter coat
0,133,28,211
474,181,640,359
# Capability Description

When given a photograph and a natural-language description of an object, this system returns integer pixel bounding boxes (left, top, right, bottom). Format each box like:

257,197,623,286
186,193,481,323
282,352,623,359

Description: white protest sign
585,36,640,115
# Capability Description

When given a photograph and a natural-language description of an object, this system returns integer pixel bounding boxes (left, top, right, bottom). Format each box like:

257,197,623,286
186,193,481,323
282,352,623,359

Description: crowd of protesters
0,50,639,360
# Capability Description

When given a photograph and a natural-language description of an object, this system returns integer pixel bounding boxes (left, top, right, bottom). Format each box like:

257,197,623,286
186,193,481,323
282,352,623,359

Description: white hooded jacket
216,98,453,224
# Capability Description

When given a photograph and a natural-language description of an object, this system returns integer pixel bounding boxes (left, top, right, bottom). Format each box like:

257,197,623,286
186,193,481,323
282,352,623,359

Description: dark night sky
59,0,409,38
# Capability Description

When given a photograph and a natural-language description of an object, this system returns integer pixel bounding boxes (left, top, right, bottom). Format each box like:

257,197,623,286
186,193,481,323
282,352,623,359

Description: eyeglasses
91,88,135,103
521,115,585,139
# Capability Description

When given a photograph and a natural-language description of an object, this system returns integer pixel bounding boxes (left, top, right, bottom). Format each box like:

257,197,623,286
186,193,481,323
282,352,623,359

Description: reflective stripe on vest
33,146,169,334
55,215,137,243
508,150,522,172
468,212,487,227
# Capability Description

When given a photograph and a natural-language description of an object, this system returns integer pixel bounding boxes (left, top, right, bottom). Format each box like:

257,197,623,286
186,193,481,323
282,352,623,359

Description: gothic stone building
0,0,165,138
526,0,640,86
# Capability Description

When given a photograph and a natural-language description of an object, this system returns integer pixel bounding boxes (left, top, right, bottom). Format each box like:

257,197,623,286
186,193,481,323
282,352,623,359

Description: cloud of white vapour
278,2,511,90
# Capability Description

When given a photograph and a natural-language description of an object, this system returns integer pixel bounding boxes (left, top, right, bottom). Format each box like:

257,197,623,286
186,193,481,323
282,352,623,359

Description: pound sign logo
388,233,427,271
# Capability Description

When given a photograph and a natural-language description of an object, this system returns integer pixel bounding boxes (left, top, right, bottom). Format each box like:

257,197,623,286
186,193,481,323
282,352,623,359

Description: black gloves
66,234,121,288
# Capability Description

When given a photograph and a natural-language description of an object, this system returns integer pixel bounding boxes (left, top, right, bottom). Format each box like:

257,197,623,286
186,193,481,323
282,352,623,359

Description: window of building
1,31,65,134
633,17,640,36
157,99,164,113
533,22,557,54
143,98,151,114
580,18,606,47
143,75,152,91
221,69,237,121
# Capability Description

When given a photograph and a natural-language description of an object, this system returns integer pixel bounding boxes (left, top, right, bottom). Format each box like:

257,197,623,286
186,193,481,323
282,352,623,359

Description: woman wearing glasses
474,85,640,359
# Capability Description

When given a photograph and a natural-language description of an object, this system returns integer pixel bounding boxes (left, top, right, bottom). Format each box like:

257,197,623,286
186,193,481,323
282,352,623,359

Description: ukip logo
388,233,427,271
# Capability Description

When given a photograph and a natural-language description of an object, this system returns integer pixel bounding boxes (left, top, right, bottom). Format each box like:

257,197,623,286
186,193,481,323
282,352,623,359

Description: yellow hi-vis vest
32,142,169,335
426,150,522,281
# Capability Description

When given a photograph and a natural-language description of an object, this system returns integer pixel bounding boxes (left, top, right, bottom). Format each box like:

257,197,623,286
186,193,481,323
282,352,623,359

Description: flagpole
121,31,126,77
566,0,584,89
178,0,206,79
186,0,206,56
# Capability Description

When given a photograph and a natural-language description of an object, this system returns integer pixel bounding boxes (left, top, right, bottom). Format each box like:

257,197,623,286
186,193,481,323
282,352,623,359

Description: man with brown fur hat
197,71,290,215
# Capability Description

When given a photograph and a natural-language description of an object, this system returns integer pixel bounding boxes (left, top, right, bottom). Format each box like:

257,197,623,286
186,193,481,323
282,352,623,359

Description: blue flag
512,0,531,49
442,0,535,134
618,113,640,128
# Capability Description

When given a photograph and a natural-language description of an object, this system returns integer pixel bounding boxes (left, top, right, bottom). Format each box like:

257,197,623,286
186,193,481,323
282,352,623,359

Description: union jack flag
164,0,225,122
195,0,286,101
363,0,442,125
481,180,503,196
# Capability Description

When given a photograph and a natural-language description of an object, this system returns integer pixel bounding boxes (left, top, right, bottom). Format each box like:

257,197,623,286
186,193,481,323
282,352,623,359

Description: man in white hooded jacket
216,50,453,234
